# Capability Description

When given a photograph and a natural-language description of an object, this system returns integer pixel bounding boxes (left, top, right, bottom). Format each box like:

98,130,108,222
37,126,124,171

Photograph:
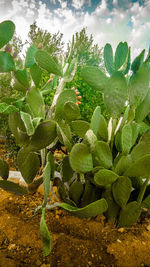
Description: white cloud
93,0,109,16
58,0,67,8
72,0,85,10
0,0,149,61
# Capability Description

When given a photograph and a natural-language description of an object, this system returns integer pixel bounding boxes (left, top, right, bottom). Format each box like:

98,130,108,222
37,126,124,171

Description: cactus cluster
0,19,150,256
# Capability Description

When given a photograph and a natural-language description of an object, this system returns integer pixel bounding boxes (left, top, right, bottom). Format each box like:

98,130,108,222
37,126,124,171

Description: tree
65,28,104,68
26,21,64,60
65,28,105,121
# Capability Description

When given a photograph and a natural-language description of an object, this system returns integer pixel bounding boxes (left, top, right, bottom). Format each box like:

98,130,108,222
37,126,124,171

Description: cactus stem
80,173,85,184
137,175,150,204
41,148,46,167
48,77,66,119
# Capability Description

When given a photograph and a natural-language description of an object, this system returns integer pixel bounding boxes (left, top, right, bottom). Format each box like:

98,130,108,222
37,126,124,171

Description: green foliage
69,143,93,173
27,21,64,60
104,43,114,75
104,72,127,118
94,169,118,187
0,159,9,180
0,20,15,49
17,148,40,184
35,50,63,76
0,180,27,195
40,209,52,256
0,51,15,72
2,18,150,257
48,198,108,218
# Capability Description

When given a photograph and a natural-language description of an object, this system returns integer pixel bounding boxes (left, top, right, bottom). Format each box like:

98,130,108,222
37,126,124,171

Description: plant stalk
48,77,66,119
137,175,150,204
41,148,46,168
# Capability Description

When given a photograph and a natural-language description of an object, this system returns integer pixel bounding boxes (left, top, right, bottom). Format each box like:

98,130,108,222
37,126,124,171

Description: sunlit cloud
0,0,149,60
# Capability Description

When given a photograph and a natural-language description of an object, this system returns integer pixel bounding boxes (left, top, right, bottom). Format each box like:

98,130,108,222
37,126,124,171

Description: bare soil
1,141,150,267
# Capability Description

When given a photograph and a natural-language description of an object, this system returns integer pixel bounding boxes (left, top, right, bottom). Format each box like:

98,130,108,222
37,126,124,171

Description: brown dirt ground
1,141,150,267
0,189,150,267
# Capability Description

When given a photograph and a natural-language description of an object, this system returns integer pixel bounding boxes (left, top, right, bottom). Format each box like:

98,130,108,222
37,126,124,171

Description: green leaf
8,112,29,146
13,79,26,93
64,58,77,82
131,121,140,147
80,180,100,207
42,159,51,208
104,43,115,75
95,141,112,169
130,142,150,162
17,148,40,184
0,159,9,180
135,90,150,123
30,63,42,87
28,120,57,151
94,169,118,187
20,111,35,136
46,151,55,179
122,47,131,75
55,89,77,120
64,101,81,121
14,69,30,88
32,117,43,128
69,143,93,173
52,198,108,218
115,131,122,152
142,194,150,210
0,20,15,49
125,154,150,177
115,155,132,176
140,129,150,143
97,115,108,141
102,186,120,222
35,50,62,76
81,66,108,91
69,181,84,205
0,51,15,72
61,156,73,182
112,176,132,208
90,106,101,136
104,71,127,118
128,64,150,107
119,201,141,227
56,121,72,151
0,180,27,195
131,49,145,73
26,87,45,118
84,129,97,153
71,120,89,138
0,103,19,114
114,42,128,71
121,124,133,155
25,45,38,68
40,209,52,256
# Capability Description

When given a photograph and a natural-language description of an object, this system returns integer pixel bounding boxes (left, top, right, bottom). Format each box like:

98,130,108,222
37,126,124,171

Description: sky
0,0,150,59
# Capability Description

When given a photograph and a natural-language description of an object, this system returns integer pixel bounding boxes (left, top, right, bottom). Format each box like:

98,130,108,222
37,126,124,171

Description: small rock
8,243,16,250
118,227,124,233
146,225,150,231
